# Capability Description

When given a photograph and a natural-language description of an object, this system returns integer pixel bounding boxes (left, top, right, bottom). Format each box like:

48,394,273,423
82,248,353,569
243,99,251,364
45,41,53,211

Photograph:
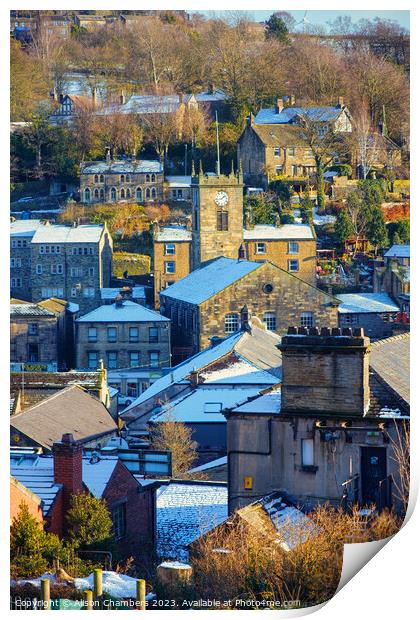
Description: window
28,323,38,336
256,242,266,254
151,187,156,199
149,351,159,368
288,242,299,254
94,174,99,183
41,287,64,298
50,264,63,275
204,402,222,413
94,188,99,199
302,438,314,467
11,258,22,268
112,503,126,540
126,174,130,183
107,351,118,369
292,165,298,176
99,174,104,183
300,312,314,328
99,188,105,200
288,259,299,272
111,187,117,201
84,187,91,203
70,267,83,277
145,188,151,199
126,188,131,199
165,261,175,274
217,210,228,231
83,287,95,298
129,327,139,342
263,312,277,331
36,264,43,275
120,188,125,199
274,147,280,157
149,327,158,343
224,313,239,333
88,327,97,343
127,382,138,398
129,351,140,367
275,165,283,175
151,174,156,182
28,343,39,362
107,326,117,343
304,149,313,157
120,175,124,183
71,288,77,297
87,351,98,370
136,187,142,202
344,314,359,325
164,243,175,255
287,147,295,156
146,174,150,182
88,267,95,277
263,283,274,294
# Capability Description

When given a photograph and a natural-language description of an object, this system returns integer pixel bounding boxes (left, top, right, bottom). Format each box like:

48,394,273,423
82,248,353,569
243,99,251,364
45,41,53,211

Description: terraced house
80,158,164,204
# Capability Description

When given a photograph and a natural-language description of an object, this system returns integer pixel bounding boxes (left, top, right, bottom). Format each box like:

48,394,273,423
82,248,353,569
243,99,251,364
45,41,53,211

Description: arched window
94,174,99,183
217,209,228,231
84,188,91,203
121,188,125,199
225,313,239,333
111,187,117,201
263,312,277,331
120,174,124,182
136,187,142,202
94,188,99,199
99,188,105,201
146,174,150,182
146,188,151,199
151,173,156,182
151,187,156,199
126,174,130,182
99,174,104,182
126,188,131,199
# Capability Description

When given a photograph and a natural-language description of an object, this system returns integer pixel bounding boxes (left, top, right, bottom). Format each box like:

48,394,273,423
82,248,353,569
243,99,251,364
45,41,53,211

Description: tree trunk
316,157,325,209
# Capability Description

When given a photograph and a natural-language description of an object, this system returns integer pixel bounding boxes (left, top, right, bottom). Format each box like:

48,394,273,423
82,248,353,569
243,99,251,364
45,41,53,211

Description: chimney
240,305,252,333
209,335,224,348
276,97,284,114
238,244,246,261
337,96,344,108
120,90,126,105
190,369,200,387
119,286,132,300
92,88,97,108
115,294,123,308
247,112,254,127
278,327,370,416
53,433,83,515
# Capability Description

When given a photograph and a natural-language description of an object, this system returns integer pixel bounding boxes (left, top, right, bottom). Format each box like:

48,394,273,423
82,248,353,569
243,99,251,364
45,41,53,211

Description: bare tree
150,413,201,478
389,420,410,514
345,190,370,253
351,102,381,179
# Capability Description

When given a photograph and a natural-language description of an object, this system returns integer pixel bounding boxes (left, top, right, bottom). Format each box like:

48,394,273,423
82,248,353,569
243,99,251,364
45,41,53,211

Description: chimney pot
287,326,297,334
309,327,319,336
320,327,331,337
298,326,308,335
61,433,75,445
332,327,341,336
353,327,364,337
342,327,352,336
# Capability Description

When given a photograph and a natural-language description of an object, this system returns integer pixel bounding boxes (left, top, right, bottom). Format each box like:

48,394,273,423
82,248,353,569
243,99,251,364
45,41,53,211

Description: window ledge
300,465,318,474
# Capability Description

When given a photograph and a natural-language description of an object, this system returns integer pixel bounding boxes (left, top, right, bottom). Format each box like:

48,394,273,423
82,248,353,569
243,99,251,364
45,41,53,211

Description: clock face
214,191,229,207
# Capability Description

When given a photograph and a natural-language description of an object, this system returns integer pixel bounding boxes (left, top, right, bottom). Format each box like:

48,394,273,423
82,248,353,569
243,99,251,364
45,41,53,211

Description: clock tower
191,162,244,270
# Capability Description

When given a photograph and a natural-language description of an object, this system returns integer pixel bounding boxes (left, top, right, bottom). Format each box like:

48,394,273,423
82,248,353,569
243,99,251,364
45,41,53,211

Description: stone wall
153,240,191,308
80,171,164,204
245,238,317,285
10,315,59,365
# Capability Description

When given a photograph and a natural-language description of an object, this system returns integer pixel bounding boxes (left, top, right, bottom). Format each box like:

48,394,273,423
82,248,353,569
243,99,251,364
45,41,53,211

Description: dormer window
204,402,222,413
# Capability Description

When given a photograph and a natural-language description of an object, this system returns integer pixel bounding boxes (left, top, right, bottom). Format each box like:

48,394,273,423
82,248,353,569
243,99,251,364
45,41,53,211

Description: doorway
361,446,387,506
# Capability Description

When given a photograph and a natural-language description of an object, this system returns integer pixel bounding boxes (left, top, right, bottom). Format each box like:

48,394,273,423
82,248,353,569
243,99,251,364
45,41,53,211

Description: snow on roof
67,302,79,313
101,94,191,116
121,332,243,414
200,358,278,385
10,303,55,317
254,105,344,125
150,386,260,424
188,456,227,474
262,495,318,550
80,159,163,175
231,389,281,415
195,89,227,102
384,244,410,259
155,226,192,242
100,286,146,300
336,293,400,314
160,257,262,305
165,176,192,187
243,224,314,241
10,462,61,515
82,456,118,497
31,224,105,244
156,482,228,560
77,300,169,323
10,219,43,237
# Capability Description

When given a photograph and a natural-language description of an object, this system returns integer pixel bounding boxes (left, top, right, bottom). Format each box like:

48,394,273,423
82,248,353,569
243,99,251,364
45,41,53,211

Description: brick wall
52,434,83,517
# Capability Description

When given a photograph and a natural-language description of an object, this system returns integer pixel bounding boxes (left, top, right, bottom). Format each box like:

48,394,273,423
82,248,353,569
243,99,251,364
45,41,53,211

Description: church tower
191,162,244,270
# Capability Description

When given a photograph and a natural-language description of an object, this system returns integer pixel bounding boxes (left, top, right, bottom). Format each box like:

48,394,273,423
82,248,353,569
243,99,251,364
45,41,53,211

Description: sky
193,10,410,31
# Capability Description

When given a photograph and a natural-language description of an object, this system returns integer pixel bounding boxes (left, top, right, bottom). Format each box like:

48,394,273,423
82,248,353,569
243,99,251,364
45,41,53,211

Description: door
361,447,387,506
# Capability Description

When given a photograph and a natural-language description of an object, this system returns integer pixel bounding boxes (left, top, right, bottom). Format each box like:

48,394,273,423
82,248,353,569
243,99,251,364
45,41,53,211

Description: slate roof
250,123,309,147
384,244,410,259
10,385,117,450
10,454,62,516
243,224,314,240
100,286,146,301
195,89,227,102
80,159,163,175
10,219,43,237
160,257,262,305
165,176,192,187
336,293,399,314
230,389,281,415
77,300,169,323
254,105,345,125
155,226,192,242
10,303,55,317
102,95,193,116
155,481,228,560
31,224,105,244
370,334,410,407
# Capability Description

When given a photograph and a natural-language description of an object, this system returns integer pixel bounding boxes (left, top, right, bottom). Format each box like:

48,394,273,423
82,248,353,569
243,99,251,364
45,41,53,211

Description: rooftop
336,293,400,314
31,224,105,244
10,385,117,450
155,225,192,242
370,334,410,407
254,104,345,125
10,303,55,318
100,286,146,300
10,219,43,238
195,89,227,102
250,123,309,147
10,463,62,516
80,159,163,175
243,224,314,241
160,257,262,305
230,389,281,415
77,300,169,323
384,244,410,259
102,94,193,116
165,176,192,187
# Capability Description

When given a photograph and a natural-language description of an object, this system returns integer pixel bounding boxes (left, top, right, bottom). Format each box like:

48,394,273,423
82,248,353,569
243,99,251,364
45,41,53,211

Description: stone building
76,298,171,371
10,219,44,300
27,222,113,314
374,245,410,312
153,168,317,304
80,158,164,204
159,256,339,356
337,293,400,339
225,327,409,514
10,298,73,371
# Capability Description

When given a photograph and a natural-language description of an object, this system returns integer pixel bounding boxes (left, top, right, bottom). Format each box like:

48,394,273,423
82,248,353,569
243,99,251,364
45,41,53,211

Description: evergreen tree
244,194,276,225
335,208,353,244
264,14,289,43
367,205,388,255
300,189,314,224
396,219,410,243
65,494,113,550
